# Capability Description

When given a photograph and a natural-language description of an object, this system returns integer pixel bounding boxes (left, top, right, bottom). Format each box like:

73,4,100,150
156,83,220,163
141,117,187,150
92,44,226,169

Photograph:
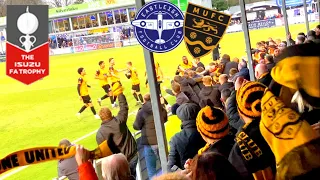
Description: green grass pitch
0,22,317,179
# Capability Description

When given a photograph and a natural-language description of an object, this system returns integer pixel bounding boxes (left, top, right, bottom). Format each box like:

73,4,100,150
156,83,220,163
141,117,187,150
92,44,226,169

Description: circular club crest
132,0,184,53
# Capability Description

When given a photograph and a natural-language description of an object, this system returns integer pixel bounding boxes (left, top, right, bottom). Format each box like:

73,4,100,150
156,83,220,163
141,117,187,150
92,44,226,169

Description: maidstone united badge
184,3,231,58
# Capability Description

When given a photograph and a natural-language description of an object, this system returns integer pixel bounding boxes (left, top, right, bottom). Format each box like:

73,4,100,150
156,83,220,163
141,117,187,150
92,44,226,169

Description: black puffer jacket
133,101,167,145
167,103,206,171
199,86,223,108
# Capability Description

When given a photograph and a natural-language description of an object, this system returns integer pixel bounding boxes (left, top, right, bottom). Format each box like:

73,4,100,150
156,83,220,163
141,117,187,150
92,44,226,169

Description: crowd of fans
230,13,283,26
49,26,134,50
56,25,320,180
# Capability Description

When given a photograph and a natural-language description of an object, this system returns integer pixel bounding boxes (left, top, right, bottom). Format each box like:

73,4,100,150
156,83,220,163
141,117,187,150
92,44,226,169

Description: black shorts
102,84,111,93
82,95,92,104
132,84,140,92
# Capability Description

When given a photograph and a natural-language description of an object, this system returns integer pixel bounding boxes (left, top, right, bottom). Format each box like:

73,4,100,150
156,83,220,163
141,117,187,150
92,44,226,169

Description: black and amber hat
236,81,267,119
196,106,229,140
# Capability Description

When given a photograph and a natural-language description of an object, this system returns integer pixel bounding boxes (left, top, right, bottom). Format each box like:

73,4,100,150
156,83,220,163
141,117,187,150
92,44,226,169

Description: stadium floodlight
239,0,255,81
303,0,310,32
135,0,169,175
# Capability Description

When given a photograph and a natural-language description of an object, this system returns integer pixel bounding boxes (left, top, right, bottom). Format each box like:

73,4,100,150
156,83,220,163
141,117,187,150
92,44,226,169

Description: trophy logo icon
17,6,39,52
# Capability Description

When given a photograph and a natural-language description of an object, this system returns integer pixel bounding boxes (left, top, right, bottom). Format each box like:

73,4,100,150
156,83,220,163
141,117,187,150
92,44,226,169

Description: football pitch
0,22,317,179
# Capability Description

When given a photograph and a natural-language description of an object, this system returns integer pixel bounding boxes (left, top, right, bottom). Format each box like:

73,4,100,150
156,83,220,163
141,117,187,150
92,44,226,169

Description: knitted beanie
196,106,229,140
236,81,266,118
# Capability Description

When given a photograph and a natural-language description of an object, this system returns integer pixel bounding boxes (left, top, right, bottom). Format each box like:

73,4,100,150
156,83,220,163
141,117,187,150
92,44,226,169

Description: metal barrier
93,130,162,180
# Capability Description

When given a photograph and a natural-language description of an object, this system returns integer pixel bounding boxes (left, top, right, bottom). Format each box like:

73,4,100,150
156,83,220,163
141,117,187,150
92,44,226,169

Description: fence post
281,0,291,46
239,0,255,81
134,0,169,175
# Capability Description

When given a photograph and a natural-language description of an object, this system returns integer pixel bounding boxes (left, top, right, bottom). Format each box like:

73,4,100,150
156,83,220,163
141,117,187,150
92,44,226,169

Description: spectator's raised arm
116,93,129,124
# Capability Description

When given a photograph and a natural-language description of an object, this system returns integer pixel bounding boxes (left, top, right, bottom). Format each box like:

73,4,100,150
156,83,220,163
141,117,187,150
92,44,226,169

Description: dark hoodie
167,103,206,171
199,86,223,108
179,77,200,104
133,101,168,145
221,59,238,75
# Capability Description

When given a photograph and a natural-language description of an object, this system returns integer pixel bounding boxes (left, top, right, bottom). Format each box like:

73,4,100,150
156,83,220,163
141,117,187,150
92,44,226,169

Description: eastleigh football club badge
6,5,49,85
132,0,184,53
184,3,231,58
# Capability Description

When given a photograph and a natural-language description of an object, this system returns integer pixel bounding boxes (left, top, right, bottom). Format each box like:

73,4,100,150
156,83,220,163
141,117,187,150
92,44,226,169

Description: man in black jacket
255,64,272,87
218,74,234,92
96,93,138,177
167,103,206,171
198,76,223,108
133,93,167,179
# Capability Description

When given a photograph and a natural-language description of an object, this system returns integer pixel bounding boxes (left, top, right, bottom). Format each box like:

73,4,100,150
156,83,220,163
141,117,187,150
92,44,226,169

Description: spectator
260,44,320,179
196,105,235,158
233,57,240,63
133,93,167,179
307,30,316,41
265,55,275,72
315,24,320,39
167,103,206,171
255,64,272,87
220,54,238,75
198,76,223,108
218,74,234,92
96,93,138,178
232,60,250,81
173,75,200,104
191,58,205,71
273,48,281,63
101,154,134,180
57,139,79,180
275,38,281,46
220,88,231,112
269,42,320,126
190,152,243,180
228,80,275,180
198,62,218,76
267,40,277,55
225,79,245,132
228,68,238,82
165,81,190,105
187,71,201,95
258,52,266,64
296,34,306,44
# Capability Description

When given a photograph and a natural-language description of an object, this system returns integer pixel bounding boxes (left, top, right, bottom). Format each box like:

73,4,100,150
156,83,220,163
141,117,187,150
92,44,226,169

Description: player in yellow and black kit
125,61,143,106
145,61,170,107
108,58,126,108
76,67,100,119
95,61,114,106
